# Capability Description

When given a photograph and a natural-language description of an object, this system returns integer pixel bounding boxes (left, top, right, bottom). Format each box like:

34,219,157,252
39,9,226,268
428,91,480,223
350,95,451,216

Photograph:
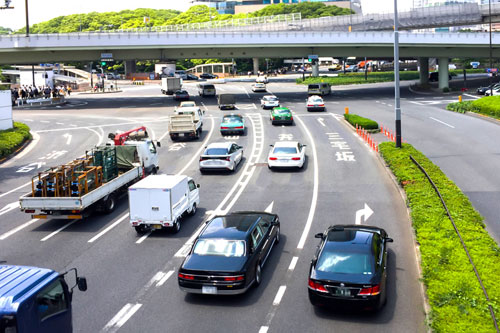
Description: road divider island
0,122,31,160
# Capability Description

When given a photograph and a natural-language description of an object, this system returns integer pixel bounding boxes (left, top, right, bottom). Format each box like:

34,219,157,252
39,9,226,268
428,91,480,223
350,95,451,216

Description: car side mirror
270,144,274,147
314,233,323,239
302,144,307,147
385,237,394,243
197,184,200,188
156,141,161,147
77,277,87,292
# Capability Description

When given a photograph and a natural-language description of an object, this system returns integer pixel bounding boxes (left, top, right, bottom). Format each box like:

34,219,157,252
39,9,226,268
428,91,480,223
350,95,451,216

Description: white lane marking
317,118,326,127
176,117,215,176
158,130,169,142
40,120,50,123
0,132,40,169
135,231,152,244
88,214,129,243
40,219,80,241
156,270,175,287
85,127,104,146
430,116,455,128
149,127,156,141
201,102,208,111
273,286,287,305
33,119,168,133
63,133,72,145
146,271,166,289
463,93,480,100
355,203,374,225
252,103,257,109
0,219,39,240
0,202,19,217
56,122,64,125
265,201,274,213
295,115,319,250
149,102,163,106
174,114,264,257
70,124,77,127
288,256,299,271
241,86,250,98
104,303,142,332
259,327,269,333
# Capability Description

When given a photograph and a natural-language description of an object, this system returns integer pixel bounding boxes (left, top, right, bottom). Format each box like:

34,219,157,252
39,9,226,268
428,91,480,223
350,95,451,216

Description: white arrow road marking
0,202,19,217
355,203,374,225
265,201,274,213
317,118,326,127
63,133,72,145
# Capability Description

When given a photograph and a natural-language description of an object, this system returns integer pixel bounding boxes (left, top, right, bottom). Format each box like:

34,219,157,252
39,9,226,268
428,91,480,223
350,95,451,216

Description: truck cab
174,107,204,126
0,265,87,333
123,139,160,175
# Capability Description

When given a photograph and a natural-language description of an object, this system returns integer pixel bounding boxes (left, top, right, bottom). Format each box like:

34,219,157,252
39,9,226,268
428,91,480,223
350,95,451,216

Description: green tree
0,26,12,34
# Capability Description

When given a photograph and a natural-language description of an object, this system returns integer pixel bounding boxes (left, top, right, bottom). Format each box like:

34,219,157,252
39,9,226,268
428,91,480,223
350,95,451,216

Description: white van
128,175,200,234
308,83,331,96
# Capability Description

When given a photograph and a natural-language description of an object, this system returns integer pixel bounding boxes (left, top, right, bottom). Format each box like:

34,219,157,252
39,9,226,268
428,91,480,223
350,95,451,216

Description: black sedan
186,73,199,81
308,225,393,310
477,83,500,95
200,73,219,79
178,211,280,295
173,90,190,101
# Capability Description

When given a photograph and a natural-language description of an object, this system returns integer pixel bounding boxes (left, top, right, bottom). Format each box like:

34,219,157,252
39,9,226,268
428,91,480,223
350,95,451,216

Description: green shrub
0,122,32,158
297,71,420,86
442,87,450,93
344,113,378,130
379,142,500,333
446,100,477,113
447,96,500,120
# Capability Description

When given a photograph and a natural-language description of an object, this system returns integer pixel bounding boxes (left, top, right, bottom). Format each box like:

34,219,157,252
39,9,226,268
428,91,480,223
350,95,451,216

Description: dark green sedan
270,107,293,125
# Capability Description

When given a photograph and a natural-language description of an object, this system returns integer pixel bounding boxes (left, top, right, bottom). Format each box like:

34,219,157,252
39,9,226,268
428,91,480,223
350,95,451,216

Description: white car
261,95,280,109
199,142,243,172
485,86,500,96
252,83,267,92
306,95,325,112
268,141,306,169
256,76,269,84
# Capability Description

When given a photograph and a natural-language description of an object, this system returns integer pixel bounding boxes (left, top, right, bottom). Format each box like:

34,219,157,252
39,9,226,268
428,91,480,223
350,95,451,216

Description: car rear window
273,147,297,154
222,116,243,123
203,85,215,89
308,84,320,89
275,109,290,114
264,96,278,101
317,250,374,275
205,148,229,155
193,239,245,257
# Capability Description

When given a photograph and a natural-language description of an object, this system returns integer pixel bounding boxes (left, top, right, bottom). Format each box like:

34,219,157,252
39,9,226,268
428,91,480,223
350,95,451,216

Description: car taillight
358,284,380,296
290,116,293,121
224,275,245,282
307,104,313,107
224,157,230,161
308,279,328,293
272,116,275,120
199,157,205,161
291,157,300,160
234,126,243,129
178,273,195,280
221,127,229,129
269,157,277,160
25,209,35,213
319,104,325,107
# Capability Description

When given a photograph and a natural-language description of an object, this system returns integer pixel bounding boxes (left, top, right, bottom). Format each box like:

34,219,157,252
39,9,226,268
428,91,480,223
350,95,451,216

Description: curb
77,90,123,95
14,101,67,109
408,84,433,95
464,111,500,126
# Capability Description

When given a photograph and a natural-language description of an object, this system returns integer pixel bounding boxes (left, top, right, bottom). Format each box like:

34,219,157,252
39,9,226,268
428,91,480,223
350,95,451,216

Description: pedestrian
44,86,50,99
21,87,27,100
67,85,71,96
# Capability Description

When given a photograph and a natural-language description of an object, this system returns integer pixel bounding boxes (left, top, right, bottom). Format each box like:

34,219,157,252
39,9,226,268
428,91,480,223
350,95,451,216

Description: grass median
379,142,500,332
344,113,379,130
296,71,420,86
0,122,32,159
447,96,500,120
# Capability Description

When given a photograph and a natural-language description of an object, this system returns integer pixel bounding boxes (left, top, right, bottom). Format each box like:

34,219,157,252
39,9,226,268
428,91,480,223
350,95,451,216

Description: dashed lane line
103,303,142,333
430,116,455,128
40,219,80,242
273,286,287,305
0,219,39,240
135,231,152,244
156,270,175,287
88,214,129,243
288,256,299,271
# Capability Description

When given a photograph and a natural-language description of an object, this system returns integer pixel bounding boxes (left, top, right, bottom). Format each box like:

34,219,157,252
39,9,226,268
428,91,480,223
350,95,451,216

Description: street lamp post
489,0,493,96
394,0,402,148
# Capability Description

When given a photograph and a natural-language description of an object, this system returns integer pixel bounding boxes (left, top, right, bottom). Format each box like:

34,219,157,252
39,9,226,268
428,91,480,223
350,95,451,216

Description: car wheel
134,225,149,235
254,263,262,287
268,164,272,170
172,219,181,233
275,226,280,243
189,203,197,216
103,195,116,214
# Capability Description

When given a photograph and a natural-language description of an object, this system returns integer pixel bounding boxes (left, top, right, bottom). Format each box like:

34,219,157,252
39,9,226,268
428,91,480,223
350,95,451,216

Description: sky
0,0,415,30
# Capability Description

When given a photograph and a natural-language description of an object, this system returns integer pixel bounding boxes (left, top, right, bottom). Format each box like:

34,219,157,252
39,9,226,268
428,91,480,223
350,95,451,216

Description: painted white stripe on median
288,257,299,271
40,219,80,241
88,213,129,243
156,270,175,287
0,219,39,240
104,303,142,331
136,231,152,244
273,286,287,305
430,116,455,128
259,326,269,333
295,115,319,250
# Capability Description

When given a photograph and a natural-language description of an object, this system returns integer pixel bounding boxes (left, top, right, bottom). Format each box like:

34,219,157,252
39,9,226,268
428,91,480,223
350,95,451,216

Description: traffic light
101,61,107,66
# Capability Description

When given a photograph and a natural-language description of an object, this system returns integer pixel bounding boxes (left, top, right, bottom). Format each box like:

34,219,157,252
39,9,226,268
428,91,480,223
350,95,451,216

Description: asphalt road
3,76,497,332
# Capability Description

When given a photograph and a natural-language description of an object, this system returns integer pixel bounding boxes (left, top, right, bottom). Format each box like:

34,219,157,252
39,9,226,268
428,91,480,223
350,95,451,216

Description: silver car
199,142,243,172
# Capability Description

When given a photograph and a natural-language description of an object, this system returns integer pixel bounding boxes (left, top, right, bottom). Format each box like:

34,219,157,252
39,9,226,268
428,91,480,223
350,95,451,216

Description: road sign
100,58,114,62
101,52,113,59
308,54,318,60
487,68,498,73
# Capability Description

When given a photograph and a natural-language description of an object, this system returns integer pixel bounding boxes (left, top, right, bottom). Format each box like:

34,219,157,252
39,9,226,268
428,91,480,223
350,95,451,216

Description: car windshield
181,102,195,107
205,148,229,155
222,116,243,123
203,85,215,89
316,250,374,275
273,147,297,154
310,97,322,103
193,239,246,257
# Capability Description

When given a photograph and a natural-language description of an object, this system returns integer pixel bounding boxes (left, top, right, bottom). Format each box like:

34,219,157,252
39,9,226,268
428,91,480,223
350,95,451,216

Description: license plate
336,288,351,297
153,224,163,229
279,159,289,163
202,286,217,294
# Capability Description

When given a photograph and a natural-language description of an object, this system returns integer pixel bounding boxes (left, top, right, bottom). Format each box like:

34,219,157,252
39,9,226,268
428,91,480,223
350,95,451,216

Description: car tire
103,195,116,214
134,225,148,235
254,263,262,287
189,203,197,216
172,219,181,233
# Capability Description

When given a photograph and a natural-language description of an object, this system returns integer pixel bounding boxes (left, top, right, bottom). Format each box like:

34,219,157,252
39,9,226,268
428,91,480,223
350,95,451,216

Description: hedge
297,71,420,86
0,122,32,158
379,142,500,333
344,113,379,130
447,96,500,120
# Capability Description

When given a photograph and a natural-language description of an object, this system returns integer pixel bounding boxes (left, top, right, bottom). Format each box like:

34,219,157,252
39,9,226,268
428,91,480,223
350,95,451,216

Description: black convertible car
178,211,280,295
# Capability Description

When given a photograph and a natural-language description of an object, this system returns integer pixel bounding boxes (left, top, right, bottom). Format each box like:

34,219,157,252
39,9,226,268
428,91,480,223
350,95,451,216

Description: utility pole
394,0,402,148
0,0,14,10
25,0,29,36
489,0,493,96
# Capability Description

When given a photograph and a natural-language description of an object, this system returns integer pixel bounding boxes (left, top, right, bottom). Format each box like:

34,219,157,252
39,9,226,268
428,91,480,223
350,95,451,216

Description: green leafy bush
0,122,32,158
297,71,420,86
447,96,500,120
344,113,378,130
446,100,477,113
379,142,500,333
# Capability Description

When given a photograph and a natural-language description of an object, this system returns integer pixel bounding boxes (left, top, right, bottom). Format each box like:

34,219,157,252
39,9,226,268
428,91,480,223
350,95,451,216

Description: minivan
198,83,216,97
308,83,331,96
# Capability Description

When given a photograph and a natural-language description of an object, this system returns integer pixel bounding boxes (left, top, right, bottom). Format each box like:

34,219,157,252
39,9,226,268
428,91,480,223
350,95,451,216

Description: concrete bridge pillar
419,57,429,86
124,60,136,78
438,57,449,89
312,62,319,77
253,57,259,75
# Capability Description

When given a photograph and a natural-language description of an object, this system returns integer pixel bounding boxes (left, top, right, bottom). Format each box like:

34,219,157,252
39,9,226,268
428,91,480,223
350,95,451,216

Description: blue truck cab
0,265,87,333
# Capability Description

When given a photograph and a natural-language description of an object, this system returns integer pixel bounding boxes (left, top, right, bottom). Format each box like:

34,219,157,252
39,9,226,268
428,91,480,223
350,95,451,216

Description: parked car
200,73,219,79
328,64,342,71
307,95,325,112
270,107,293,125
268,141,306,169
220,114,245,135
308,225,393,310
345,65,359,72
252,83,267,92
178,211,280,295
477,83,500,95
186,73,199,81
173,90,190,101
261,95,280,109
199,142,243,172
429,72,452,82
485,86,500,96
